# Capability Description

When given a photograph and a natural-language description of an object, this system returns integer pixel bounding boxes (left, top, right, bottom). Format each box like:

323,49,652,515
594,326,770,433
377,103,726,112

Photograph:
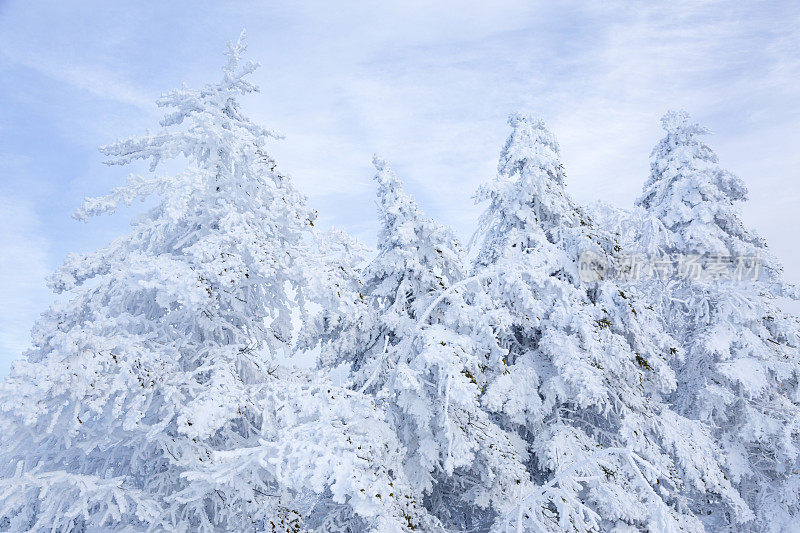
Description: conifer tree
306,157,463,375
306,158,531,530
472,114,748,532
635,110,800,530
0,34,436,532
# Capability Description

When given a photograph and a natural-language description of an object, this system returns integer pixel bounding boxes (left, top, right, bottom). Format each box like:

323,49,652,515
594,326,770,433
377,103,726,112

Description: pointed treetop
498,113,563,183
372,154,403,196
371,155,426,253
637,110,767,261
660,109,711,134
368,155,463,288
372,154,397,186
647,109,717,167
374,155,420,210
98,31,280,175
472,112,580,267
224,30,248,73
222,30,260,92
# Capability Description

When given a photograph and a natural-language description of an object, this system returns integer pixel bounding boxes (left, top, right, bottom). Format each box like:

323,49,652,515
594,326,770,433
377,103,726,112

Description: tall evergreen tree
305,157,463,375
306,158,531,530
635,110,800,530
472,113,748,531
0,34,437,532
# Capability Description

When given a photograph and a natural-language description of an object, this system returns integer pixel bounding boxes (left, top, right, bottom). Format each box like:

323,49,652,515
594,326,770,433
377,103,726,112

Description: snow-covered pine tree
0,33,437,532
305,157,531,530
472,113,749,531
308,157,465,376
635,110,800,531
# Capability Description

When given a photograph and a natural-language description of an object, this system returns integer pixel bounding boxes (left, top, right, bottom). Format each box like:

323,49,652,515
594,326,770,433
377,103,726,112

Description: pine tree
635,110,800,530
0,34,436,532
305,156,463,375
306,157,531,530
472,113,748,531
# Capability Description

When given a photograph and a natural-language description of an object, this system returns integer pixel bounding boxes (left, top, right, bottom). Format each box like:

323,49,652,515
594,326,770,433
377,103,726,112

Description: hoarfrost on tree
304,157,530,530
0,33,434,532
471,113,747,532
1,30,798,533
632,110,800,531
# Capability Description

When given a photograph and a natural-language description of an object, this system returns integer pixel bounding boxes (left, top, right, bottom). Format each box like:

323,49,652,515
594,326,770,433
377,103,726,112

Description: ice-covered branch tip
660,109,711,136
371,154,391,178
372,155,404,192
508,111,543,129
506,112,559,148
498,111,562,179
94,29,280,174
224,30,255,80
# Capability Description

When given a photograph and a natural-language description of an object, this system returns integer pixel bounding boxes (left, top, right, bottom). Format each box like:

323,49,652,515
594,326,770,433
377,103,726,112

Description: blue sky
1,1,799,376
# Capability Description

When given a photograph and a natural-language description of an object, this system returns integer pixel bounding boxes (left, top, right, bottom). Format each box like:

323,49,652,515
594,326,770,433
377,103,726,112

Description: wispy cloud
1,50,153,110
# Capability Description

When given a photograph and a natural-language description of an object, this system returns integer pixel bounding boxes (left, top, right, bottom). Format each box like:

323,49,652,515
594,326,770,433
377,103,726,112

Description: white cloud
3,52,154,111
